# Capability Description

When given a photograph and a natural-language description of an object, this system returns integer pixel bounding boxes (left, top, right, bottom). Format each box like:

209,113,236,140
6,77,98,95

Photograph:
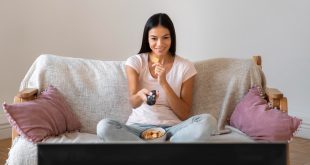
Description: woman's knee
96,118,122,136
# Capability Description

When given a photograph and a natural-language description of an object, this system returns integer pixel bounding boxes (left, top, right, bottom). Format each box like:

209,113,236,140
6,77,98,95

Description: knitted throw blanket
192,58,266,134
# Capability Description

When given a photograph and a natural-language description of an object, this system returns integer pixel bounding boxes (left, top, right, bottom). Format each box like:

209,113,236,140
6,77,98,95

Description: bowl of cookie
141,127,166,142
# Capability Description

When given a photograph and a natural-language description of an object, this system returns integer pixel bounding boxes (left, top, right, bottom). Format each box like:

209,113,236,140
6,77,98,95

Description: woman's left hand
152,63,167,85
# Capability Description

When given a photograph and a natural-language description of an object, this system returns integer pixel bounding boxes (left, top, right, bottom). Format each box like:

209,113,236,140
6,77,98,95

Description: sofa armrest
252,55,288,113
252,56,262,67
266,88,288,112
14,88,38,103
11,88,39,143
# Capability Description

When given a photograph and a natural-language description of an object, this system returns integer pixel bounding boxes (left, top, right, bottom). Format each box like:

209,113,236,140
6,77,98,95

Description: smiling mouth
156,48,165,52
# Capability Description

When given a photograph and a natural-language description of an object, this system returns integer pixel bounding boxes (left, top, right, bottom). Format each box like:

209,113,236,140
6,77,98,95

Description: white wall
1,0,309,139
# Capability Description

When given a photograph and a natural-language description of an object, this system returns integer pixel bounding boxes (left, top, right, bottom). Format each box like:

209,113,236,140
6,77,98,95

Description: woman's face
148,25,171,56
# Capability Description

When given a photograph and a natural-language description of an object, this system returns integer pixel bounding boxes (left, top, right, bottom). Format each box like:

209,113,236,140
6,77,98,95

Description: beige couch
5,54,286,165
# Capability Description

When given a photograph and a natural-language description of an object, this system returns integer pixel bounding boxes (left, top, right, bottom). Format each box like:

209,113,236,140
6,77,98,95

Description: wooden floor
0,138,11,165
1,137,310,164
289,137,310,165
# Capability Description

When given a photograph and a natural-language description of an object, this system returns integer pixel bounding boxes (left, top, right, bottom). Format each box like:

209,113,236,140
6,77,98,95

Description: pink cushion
3,85,81,143
230,86,301,141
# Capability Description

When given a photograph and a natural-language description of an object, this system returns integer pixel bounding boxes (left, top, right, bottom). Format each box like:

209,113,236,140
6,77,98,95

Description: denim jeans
96,114,217,142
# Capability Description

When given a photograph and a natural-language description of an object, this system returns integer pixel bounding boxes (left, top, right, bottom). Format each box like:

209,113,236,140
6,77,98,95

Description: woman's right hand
137,88,149,102
137,89,159,104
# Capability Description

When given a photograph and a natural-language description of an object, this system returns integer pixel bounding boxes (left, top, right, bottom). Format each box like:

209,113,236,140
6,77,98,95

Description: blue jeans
96,114,217,142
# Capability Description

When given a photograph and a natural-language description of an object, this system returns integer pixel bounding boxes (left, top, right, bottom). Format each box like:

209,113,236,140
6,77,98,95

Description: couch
4,54,289,164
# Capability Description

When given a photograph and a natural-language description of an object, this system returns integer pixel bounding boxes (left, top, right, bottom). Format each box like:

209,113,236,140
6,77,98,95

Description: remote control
146,90,156,105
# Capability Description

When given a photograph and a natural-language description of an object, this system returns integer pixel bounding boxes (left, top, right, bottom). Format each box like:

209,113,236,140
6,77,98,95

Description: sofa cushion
6,132,103,165
3,85,81,142
230,86,301,141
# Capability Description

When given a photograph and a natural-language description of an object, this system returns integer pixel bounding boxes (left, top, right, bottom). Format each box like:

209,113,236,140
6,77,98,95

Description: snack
150,55,159,63
141,128,165,140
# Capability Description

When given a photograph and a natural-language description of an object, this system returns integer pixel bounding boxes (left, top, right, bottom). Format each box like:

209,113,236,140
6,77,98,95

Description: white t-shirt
125,53,197,126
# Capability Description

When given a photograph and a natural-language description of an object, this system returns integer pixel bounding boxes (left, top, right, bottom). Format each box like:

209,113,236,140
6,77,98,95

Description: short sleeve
183,60,197,82
125,55,142,74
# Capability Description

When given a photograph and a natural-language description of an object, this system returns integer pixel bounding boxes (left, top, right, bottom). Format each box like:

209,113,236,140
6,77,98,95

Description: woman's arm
161,76,195,121
153,62,195,121
125,65,148,108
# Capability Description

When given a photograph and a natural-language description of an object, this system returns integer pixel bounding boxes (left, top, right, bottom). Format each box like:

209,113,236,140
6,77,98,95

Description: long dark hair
138,13,176,56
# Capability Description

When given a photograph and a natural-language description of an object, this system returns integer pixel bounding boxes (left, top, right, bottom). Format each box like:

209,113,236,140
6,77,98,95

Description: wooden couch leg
11,128,18,144
280,97,288,113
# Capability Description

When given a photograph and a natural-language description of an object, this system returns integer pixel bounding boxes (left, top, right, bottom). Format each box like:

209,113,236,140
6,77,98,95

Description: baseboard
296,120,310,139
288,111,310,139
0,113,11,139
0,123,11,140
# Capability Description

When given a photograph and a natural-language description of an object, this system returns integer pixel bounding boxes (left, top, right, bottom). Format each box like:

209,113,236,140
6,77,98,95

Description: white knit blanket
192,57,266,133
19,55,132,134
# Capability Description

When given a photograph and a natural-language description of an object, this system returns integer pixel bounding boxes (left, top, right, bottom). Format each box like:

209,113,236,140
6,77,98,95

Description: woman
97,13,216,142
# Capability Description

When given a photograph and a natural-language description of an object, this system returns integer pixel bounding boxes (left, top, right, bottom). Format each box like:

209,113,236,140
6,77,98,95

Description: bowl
141,127,166,142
